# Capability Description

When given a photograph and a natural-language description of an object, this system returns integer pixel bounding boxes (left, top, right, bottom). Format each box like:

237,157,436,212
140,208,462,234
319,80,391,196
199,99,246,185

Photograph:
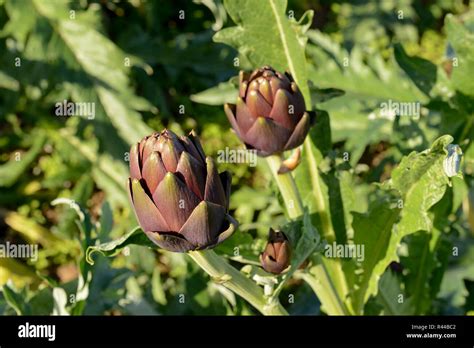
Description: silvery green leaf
351,135,452,313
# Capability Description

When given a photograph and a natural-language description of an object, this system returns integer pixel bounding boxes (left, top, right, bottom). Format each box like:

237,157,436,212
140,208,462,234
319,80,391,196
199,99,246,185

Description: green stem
303,140,334,242
296,264,350,315
299,254,353,315
266,154,304,218
266,152,352,315
188,249,288,316
302,139,351,312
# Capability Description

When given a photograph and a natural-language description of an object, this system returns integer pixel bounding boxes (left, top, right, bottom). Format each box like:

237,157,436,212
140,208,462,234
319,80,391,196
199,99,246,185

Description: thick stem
266,154,304,218
188,249,288,316
302,139,351,308
303,140,334,242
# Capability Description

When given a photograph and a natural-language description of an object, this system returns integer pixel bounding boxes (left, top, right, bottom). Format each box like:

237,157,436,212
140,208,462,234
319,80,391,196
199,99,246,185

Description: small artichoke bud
260,229,291,274
225,66,315,156
127,129,238,253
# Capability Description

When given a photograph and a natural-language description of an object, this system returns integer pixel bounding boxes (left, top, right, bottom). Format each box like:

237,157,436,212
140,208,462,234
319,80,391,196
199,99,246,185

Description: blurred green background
0,0,473,315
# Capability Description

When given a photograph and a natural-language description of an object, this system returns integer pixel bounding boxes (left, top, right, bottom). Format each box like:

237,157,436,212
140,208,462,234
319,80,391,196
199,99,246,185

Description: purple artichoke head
260,229,291,274
225,66,314,156
127,129,238,253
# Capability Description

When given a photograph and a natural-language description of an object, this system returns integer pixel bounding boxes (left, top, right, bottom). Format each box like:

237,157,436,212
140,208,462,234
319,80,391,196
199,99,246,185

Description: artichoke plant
260,229,291,274
127,129,238,252
225,66,314,156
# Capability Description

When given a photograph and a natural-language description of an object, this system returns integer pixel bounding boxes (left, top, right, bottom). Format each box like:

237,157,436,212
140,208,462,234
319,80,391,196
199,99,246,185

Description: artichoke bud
127,129,238,253
260,228,291,274
225,66,314,156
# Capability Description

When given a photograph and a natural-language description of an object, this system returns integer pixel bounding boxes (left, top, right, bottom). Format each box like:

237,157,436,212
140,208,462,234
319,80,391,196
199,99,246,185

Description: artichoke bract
127,129,238,253
225,66,314,156
260,229,291,274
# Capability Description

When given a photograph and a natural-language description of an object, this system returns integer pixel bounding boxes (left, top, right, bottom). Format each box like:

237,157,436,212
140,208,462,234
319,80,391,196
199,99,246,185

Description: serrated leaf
307,30,426,102
306,30,427,164
392,135,452,234
86,227,155,265
351,135,452,313
215,0,312,106
352,191,402,313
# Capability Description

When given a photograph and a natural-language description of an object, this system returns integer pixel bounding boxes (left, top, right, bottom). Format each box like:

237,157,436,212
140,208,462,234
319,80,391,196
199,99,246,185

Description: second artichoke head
225,66,314,156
